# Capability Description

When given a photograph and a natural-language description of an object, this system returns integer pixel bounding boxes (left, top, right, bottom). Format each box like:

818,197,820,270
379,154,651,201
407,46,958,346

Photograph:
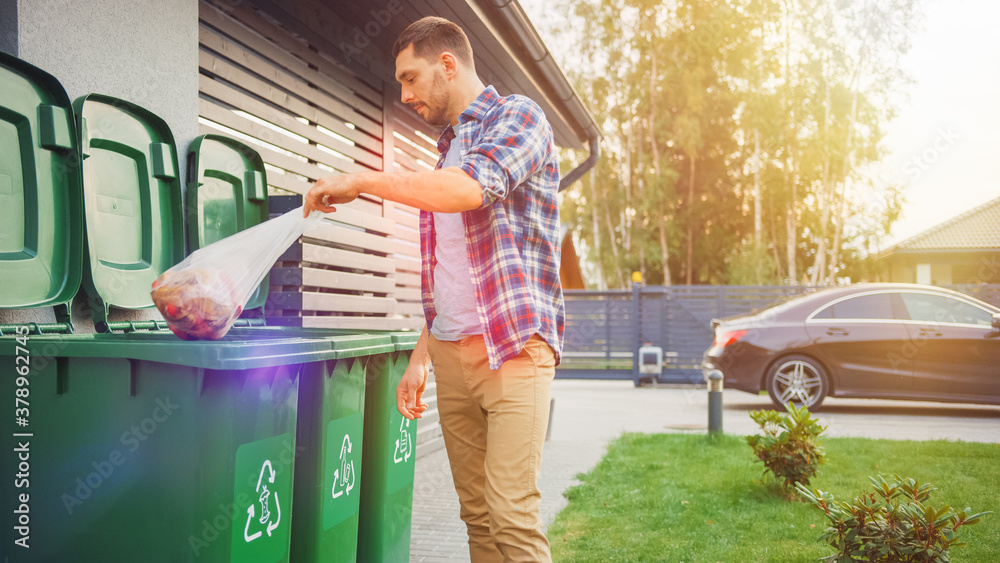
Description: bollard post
708,370,723,433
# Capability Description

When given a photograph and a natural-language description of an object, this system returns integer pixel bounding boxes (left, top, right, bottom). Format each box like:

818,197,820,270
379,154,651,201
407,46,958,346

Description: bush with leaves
746,403,826,488
797,475,990,562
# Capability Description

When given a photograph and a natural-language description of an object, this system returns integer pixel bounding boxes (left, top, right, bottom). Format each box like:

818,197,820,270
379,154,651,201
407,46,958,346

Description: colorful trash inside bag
152,207,322,340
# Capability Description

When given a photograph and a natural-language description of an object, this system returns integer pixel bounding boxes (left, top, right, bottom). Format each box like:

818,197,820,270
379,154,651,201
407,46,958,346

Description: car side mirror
993,313,1000,331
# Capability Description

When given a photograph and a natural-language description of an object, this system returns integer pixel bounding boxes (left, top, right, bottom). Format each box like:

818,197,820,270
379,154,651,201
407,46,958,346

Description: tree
545,0,920,288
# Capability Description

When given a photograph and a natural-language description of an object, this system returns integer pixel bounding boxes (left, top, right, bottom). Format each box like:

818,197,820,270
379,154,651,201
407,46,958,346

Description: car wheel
766,355,829,411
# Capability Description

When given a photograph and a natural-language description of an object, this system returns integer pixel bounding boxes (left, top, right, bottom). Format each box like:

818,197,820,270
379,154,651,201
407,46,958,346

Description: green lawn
548,433,1000,562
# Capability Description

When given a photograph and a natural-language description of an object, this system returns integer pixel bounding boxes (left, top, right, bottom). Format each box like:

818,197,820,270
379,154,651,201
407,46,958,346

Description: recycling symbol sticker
386,409,416,493
393,417,413,464
230,434,292,563
244,460,282,543
323,413,363,530
331,434,356,499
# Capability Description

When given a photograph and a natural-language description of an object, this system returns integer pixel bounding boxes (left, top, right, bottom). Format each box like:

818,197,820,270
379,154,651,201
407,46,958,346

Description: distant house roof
884,196,1000,254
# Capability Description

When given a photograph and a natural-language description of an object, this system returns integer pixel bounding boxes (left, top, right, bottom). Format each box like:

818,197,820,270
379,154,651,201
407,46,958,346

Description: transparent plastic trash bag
151,207,322,340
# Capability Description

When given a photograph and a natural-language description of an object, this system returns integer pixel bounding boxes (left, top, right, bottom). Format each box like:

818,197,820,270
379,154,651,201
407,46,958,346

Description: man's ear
440,51,459,78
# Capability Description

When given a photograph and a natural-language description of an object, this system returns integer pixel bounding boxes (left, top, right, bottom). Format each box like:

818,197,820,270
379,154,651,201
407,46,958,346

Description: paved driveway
409,380,1000,562
554,380,1000,444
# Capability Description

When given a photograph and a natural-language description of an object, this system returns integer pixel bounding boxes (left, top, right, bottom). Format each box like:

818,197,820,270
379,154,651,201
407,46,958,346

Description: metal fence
557,284,1000,384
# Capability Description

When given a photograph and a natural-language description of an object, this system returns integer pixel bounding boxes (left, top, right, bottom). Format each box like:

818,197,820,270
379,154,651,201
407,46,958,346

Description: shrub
746,403,826,488
797,475,991,562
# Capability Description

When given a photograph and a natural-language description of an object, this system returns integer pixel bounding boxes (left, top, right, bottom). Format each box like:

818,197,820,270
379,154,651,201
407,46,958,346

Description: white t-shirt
429,146,484,341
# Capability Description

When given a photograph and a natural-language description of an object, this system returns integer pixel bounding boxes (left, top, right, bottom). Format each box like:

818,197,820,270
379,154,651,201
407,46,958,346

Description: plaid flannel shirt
420,86,564,369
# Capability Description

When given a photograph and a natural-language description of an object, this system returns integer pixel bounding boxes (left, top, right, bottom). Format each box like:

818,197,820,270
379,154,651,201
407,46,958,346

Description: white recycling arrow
266,492,281,536
244,504,262,542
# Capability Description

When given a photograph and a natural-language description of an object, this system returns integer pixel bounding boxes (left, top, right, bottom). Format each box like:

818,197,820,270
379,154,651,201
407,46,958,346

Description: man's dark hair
391,16,474,67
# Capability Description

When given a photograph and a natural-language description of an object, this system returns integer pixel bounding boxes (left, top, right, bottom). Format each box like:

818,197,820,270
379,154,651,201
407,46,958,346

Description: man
303,16,562,562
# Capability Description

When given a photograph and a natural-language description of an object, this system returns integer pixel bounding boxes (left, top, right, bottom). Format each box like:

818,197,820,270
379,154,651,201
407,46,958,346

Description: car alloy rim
773,360,822,406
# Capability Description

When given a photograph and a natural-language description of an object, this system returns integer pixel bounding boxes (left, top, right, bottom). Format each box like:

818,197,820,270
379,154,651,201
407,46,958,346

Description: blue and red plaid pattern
420,86,563,369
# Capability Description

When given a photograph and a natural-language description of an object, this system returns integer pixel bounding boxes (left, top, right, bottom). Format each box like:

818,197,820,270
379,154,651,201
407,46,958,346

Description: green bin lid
0,52,84,309
390,331,420,351
186,134,269,311
75,94,184,319
0,331,395,370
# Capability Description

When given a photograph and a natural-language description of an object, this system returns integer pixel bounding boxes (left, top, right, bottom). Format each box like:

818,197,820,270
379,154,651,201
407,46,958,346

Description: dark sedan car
702,284,1000,410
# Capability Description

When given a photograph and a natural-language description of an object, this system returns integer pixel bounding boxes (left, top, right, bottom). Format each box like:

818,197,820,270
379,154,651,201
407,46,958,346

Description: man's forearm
411,324,430,370
363,167,482,213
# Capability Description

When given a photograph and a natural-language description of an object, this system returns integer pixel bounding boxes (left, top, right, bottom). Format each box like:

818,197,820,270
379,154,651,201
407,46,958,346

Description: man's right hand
397,358,429,420
302,173,368,217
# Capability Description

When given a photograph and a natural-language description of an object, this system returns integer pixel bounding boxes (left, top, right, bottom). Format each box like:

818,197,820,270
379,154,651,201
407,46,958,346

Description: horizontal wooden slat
391,149,422,173
207,0,381,103
198,49,382,154
396,302,425,316
199,75,382,169
199,98,370,176
198,26,382,135
270,291,395,313
270,266,394,294
386,206,420,229
392,225,419,244
393,133,437,165
391,239,420,257
302,222,393,255
282,241,395,275
393,287,421,301
268,316,424,330
200,2,382,121
394,259,421,275
394,272,420,287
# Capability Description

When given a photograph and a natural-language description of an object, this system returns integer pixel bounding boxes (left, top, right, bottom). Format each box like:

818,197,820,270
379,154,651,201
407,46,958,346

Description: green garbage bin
357,332,420,562
0,331,393,562
289,334,394,563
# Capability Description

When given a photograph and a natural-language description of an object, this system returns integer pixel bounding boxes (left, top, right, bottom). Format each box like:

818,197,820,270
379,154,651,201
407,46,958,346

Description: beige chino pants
427,333,555,563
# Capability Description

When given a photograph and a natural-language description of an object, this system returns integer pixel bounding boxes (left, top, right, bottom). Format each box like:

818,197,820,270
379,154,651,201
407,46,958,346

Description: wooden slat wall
197,0,436,330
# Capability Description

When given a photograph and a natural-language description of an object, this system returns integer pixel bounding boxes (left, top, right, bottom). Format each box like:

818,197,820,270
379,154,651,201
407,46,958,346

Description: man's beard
419,71,451,127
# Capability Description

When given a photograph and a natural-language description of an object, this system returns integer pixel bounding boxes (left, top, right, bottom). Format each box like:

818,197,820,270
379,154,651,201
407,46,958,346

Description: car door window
812,294,895,320
899,293,992,326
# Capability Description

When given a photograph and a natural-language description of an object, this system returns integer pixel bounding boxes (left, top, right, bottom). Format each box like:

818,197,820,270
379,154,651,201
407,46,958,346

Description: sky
878,0,1000,246
523,0,1000,250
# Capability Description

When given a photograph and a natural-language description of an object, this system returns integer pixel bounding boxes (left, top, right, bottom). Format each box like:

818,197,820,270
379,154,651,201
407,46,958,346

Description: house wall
11,0,199,164
0,0,16,56
1,0,199,328
883,251,1000,285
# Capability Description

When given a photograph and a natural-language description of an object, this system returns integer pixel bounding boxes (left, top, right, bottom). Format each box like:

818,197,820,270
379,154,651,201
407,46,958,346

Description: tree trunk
604,203,625,288
812,60,832,286
830,61,864,284
784,159,797,284
782,0,797,284
686,155,696,285
659,200,671,286
768,190,784,282
648,49,671,286
753,128,762,245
